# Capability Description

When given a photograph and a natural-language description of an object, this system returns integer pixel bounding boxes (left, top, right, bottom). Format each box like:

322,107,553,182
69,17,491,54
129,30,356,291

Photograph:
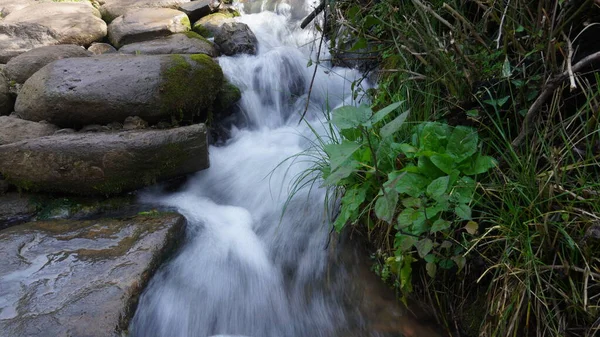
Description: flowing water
130,2,442,337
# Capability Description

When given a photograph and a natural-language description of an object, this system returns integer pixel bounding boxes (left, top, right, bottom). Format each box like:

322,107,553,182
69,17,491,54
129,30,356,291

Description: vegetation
304,0,600,335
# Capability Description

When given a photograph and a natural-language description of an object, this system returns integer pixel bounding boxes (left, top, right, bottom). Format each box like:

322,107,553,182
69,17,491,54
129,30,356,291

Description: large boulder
15,54,223,127
88,42,118,55
119,32,217,56
100,0,191,22
0,23,60,63
107,8,191,47
0,0,35,17
2,2,107,46
192,10,237,38
0,124,209,195
178,0,218,23
0,73,12,115
4,45,91,84
0,213,185,337
0,116,58,145
214,22,258,56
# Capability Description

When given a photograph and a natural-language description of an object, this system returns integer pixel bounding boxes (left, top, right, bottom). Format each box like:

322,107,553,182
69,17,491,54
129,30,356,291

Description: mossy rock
214,81,241,115
192,9,240,38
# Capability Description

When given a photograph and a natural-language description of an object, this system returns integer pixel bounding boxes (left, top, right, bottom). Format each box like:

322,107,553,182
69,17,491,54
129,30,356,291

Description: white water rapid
129,3,391,337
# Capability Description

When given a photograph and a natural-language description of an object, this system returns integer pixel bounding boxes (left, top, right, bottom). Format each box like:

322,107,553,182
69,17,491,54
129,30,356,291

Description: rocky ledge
0,212,186,337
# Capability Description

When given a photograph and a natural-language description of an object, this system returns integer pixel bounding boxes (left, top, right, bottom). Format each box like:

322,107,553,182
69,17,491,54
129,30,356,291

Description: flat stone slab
0,116,58,145
0,0,35,17
14,54,223,128
0,213,185,337
107,7,191,48
0,22,60,63
0,124,209,195
100,0,191,22
119,32,217,56
4,45,91,84
3,2,107,46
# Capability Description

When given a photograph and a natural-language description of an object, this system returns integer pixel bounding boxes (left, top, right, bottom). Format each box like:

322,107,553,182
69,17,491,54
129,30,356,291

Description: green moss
159,54,224,125
179,15,191,30
192,22,212,38
214,81,241,113
183,31,209,42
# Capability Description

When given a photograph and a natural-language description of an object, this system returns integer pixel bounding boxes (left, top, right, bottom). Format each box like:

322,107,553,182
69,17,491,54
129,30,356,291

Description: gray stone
0,72,12,115
123,116,148,130
178,0,218,23
0,124,209,195
100,0,192,22
0,213,185,337
192,10,236,37
15,54,224,128
0,116,58,145
80,124,108,132
214,22,258,56
107,8,191,48
4,45,91,84
0,193,36,227
53,128,75,135
0,179,8,195
0,23,60,63
3,2,107,46
118,32,217,56
88,42,118,55
0,0,35,17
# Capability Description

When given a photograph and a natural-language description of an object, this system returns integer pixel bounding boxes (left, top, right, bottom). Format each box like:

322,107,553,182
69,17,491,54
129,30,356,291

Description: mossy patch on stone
183,31,209,41
179,15,191,30
214,81,241,113
159,54,224,125
192,23,212,38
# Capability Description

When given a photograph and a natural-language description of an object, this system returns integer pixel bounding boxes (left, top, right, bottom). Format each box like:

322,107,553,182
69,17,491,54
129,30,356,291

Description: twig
411,0,454,31
562,32,577,91
300,0,326,29
496,0,511,49
299,15,326,124
511,50,600,147
541,265,600,279
442,3,489,50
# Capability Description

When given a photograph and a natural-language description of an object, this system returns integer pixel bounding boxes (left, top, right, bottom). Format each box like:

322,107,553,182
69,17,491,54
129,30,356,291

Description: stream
130,2,442,336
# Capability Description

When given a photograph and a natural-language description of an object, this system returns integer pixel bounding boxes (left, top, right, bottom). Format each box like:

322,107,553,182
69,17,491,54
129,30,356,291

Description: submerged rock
0,124,209,195
2,2,107,46
0,213,186,337
107,8,191,48
15,54,224,127
0,116,58,145
119,32,217,57
4,45,91,84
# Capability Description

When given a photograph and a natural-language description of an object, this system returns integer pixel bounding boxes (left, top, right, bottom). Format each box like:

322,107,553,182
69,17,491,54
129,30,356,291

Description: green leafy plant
321,102,496,294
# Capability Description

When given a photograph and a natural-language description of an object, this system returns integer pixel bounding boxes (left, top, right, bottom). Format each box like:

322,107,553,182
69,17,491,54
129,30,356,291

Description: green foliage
322,102,495,294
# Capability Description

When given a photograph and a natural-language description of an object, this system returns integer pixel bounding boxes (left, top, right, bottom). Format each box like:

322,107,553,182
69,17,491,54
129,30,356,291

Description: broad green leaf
451,177,476,203
452,255,466,271
388,171,429,198
399,256,413,292
380,110,410,138
350,37,368,51
417,156,445,179
424,254,436,263
426,261,437,278
430,154,455,174
426,176,449,198
321,161,358,186
462,154,497,175
397,207,418,228
446,126,478,162
396,143,417,157
439,258,455,269
430,219,451,233
332,105,371,129
418,122,451,152
323,141,362,171
415,238,433,258
374,189,398,223
395,233,417,252
455,204,472,220
401,197,422,208
371,101,404,124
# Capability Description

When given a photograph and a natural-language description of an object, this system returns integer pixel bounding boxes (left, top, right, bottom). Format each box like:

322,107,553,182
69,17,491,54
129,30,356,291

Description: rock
0,0,35,17
107,8,191,48
192,10,238,38
0,124,209,195
214,81,241,114
178,0,218,23
0,178,8,195
119,32,217,56
0,213,185,337
123,116,149,130
3,2,107,46
80,124,108,133
0,116,58,145
100,0,192,23
0,193,36,229
88,42,117,55
214,22,258,56
0,23,60,63
0,72,13,115
54,128,75,135
15,54,224,128
4,45,91,84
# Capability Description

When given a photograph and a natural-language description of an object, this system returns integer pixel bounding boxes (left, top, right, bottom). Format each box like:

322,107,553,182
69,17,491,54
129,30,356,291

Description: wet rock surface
0,124,209,195
0,116,58,145
214,22,258,56
14,54,223,127
0,193,37,229
107,8,191,48
119,32,218,56
0,212,186,337
4,45,92,84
